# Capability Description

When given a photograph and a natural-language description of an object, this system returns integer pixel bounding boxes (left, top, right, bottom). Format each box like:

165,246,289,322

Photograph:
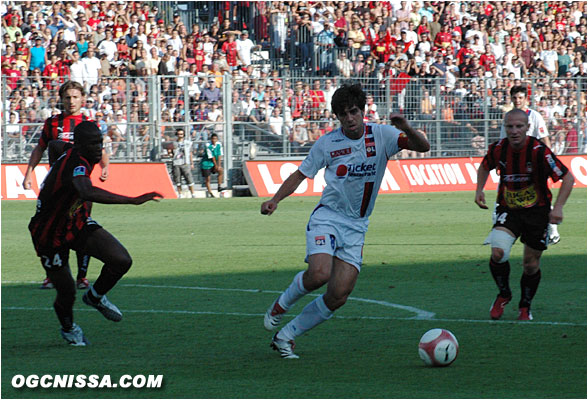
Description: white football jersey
499,108,549,140
299,123,402,221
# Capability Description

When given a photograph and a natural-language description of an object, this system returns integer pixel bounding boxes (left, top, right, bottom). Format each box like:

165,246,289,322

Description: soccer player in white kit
488,85,561,245
260,84,430,359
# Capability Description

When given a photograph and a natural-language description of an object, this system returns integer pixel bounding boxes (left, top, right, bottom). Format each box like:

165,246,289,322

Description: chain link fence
2,74,586,187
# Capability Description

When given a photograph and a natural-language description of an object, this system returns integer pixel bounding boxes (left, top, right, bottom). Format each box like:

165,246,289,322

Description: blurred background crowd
1,0,586,164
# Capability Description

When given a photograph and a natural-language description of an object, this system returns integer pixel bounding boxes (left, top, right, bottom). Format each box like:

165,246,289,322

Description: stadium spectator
200,133,224,197
261,83,429,359
475,109,574,322
170,128,197,198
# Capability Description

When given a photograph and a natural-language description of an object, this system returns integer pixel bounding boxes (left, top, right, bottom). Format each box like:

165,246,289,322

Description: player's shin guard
278,271,309,311
278,294,333,341
489,259,512,298
76,252,90,279
519,269,541,309
92,259,132,296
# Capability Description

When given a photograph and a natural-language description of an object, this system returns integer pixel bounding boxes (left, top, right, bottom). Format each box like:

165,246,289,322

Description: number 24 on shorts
41,253,63,269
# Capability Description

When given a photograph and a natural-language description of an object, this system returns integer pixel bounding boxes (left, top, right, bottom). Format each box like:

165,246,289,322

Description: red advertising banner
244,156,587,197
1,163,177,200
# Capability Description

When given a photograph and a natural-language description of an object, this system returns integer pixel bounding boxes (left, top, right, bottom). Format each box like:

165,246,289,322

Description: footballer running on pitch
475,108,574,321
29,121,162,346
260,83,430,359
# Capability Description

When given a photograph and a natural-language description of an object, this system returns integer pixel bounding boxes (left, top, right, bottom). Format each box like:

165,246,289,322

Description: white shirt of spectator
61,19,78,43
298,123,402,221
540,49,558,73
236,36,255,66
417,40,431,55
324,85,336,113
115,114,127,136
490,41,504,62
203,41,214,65
98,38,118,62
405,30,418,53
82,55,101,86
137,33,148,46
499,108,549,141
465,29,484,42
168,34,183,53
269,113,285,136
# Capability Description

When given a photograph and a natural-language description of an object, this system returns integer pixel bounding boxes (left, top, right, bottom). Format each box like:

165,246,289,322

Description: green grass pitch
2,189,586,398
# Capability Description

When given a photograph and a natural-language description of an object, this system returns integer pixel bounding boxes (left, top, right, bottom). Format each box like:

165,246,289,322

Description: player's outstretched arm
390,114,430,152
475,165,491,209
261,170,306,215
73,175,162,205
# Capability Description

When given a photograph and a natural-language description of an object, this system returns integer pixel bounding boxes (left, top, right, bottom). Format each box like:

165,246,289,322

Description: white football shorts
305,205,367,271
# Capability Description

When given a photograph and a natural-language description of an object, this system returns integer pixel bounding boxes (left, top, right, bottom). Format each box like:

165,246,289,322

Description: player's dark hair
59,81,86,98
210,133,218,139
74,121,102,143
331,83,366,117
510,85,528,98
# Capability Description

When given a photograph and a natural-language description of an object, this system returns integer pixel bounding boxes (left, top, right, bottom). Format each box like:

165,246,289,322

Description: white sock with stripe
277,294,333,341
278,271,309,311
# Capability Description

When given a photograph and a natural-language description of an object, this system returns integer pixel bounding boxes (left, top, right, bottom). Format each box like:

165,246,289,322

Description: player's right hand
23,175,32,190
261,200,277,215
134,192,163,204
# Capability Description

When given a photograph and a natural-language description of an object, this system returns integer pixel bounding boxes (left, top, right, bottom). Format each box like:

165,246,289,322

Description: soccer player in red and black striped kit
475,109,574,321
23,81,109,290
29,121,162,345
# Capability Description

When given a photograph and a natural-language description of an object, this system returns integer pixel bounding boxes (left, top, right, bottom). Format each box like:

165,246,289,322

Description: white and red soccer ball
418,328,459,367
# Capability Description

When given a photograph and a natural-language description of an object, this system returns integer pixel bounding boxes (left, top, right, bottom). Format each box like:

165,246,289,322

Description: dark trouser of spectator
300,42,313,69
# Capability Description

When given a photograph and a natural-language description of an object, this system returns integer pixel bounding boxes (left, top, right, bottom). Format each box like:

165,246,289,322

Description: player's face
336,105,364,139
511,92,528,109
79,135,104,164
504,113,529,150
62,88,85,115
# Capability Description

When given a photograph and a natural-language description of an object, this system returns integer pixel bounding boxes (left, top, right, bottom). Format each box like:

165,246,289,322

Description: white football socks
277,294,333,341
278,270,309,311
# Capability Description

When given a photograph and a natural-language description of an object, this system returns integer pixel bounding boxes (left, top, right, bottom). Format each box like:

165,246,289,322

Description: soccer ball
418,328,459,367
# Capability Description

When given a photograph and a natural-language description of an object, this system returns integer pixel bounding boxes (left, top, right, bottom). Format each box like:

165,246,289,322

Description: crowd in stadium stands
1,1,586,156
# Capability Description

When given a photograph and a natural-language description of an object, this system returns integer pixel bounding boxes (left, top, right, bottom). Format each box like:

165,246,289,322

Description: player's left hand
389,113,409,131
475,191,488,209
549,205,563,224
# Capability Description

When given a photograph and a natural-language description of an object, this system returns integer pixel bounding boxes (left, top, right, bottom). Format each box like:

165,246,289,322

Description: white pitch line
1,306,585,326
3,281,585,326
1,281,434,319
119,283,436,320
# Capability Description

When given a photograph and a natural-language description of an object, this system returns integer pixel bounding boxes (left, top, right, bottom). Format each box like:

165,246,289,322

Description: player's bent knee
118,254,133,274
490,229,515,263
308,268,330,286
490,248,504,263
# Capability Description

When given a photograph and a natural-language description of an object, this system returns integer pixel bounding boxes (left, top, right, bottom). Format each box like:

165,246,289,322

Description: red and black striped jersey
28,148,95,255
482,137,569,209
39,113,94,150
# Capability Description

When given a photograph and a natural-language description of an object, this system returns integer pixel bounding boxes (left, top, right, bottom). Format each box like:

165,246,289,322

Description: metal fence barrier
2,75,586,188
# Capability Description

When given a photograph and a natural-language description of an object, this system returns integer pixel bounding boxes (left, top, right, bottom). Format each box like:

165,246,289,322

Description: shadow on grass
2,255,586,399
